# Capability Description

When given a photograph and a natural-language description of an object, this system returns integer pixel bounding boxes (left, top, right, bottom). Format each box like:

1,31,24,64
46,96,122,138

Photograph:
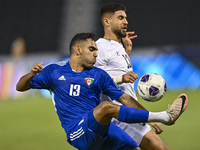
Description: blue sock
117,105,149,123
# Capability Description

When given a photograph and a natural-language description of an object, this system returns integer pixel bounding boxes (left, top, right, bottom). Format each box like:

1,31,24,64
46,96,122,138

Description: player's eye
89,46,97,51
118,16,124,20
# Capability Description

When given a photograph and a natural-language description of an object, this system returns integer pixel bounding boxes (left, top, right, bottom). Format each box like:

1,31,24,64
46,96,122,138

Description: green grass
0,90,199,150
0,95,77,150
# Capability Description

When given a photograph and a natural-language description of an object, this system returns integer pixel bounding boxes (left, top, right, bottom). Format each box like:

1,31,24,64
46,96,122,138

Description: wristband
113,75,123,85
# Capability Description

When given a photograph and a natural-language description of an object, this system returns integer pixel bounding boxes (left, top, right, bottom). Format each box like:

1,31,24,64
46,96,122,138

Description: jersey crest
116,51,120,56
85,77,94,86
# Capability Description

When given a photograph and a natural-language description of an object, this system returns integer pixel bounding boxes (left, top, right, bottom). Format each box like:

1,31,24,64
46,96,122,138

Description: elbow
118,93,137,106
16,83,25,92
16,84,22,92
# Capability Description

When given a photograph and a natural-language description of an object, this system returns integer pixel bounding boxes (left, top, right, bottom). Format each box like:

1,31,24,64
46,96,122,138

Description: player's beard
83,59,96,70
113,28,126,38
83,64,93,70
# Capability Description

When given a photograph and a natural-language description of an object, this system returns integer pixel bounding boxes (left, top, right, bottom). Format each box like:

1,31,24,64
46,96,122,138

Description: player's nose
94,51,98,57
123,18,128,25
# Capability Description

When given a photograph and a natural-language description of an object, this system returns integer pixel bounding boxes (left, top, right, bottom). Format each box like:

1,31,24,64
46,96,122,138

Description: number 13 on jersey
69,84,80,96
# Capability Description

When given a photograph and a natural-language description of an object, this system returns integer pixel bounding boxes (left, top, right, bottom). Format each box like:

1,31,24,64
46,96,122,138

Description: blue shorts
66,110,138,150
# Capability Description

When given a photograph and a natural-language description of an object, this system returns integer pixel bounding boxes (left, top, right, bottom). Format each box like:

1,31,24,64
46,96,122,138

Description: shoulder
95,38,114,60
43,61,67,71
44,61,67,67
96,38,111,50
96,38,122,53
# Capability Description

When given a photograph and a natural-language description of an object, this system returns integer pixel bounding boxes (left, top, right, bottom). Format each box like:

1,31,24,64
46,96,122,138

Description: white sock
148,111,170,124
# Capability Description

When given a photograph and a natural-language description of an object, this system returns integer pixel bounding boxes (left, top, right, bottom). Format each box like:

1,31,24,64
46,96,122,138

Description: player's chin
85,64,94,70
120,31,127,38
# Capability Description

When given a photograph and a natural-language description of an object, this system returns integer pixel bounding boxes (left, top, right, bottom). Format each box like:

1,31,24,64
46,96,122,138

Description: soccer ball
137,73,167,102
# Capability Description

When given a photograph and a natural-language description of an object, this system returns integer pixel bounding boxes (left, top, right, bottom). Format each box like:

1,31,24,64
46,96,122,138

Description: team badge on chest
116,51,120,56
85,77,94,86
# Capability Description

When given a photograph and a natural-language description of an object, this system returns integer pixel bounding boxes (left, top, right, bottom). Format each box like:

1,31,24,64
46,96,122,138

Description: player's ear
75,46,82,55
103,17,110,27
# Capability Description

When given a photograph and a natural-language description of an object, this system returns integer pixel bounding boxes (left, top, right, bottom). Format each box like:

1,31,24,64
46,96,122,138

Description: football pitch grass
0,90,199,150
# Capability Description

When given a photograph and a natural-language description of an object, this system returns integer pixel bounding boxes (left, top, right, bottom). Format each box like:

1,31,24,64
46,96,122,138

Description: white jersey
95,38,151,145
95,38,137,100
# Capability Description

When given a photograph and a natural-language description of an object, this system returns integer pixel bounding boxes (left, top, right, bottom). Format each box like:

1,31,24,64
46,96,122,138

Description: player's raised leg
94,93,188,126
93,93,188,149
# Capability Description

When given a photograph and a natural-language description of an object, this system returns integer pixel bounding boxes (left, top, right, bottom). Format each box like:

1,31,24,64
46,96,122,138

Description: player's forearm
125,48,131,55
124,42,132,55
118,93,147,110
16,72,35,91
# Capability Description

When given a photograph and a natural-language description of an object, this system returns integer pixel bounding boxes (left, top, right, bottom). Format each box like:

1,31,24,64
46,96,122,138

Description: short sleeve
30,65,52,89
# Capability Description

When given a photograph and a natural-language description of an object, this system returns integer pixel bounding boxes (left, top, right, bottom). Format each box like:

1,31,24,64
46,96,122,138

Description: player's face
110,10,128,38
80,38,98,69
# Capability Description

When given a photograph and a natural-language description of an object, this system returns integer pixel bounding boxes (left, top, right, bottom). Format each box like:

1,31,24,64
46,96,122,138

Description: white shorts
112,100,151,145
111,118,151,145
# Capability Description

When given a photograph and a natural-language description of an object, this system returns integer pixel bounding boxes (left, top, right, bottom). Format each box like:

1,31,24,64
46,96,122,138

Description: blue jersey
30,61,124,134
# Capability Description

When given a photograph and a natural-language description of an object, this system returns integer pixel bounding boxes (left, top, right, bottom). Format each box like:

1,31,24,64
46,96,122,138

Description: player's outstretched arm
117,92,147,110
16,62,43,91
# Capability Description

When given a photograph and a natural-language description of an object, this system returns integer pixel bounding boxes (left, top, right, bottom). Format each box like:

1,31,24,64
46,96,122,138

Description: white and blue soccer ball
137,73,167,102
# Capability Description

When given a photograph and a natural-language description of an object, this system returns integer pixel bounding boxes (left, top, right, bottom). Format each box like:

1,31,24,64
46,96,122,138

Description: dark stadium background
1,1,200,57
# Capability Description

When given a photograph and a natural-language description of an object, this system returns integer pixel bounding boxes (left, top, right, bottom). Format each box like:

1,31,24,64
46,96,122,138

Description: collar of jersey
101,38,122,45
67,62,88,74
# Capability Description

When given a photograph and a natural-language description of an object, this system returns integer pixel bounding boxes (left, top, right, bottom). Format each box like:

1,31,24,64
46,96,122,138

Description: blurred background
0,0,200,149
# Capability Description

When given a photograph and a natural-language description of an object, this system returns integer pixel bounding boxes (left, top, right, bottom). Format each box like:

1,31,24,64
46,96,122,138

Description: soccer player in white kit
95,3,170,150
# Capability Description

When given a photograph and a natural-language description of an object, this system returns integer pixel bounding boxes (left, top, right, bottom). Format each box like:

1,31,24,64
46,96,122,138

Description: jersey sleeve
29,65,52,89
100,70,124,100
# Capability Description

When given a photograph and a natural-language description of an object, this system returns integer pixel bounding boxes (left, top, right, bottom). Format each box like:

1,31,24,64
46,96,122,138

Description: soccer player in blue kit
16,33,188,150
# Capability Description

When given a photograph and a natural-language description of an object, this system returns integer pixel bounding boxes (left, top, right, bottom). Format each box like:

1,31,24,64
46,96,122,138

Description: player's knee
99,101,117,116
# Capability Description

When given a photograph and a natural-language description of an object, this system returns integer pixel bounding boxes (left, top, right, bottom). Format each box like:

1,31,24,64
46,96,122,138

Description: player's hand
150,122,163,134
122,71,138,83
31,62,44,76
122,31,137,55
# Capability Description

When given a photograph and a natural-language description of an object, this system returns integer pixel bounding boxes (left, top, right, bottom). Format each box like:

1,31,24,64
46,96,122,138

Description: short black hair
100,3,126,22
69,32,96,54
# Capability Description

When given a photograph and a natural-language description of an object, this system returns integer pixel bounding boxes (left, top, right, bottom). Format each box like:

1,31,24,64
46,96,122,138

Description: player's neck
69,59,84,72
103,32,121,43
